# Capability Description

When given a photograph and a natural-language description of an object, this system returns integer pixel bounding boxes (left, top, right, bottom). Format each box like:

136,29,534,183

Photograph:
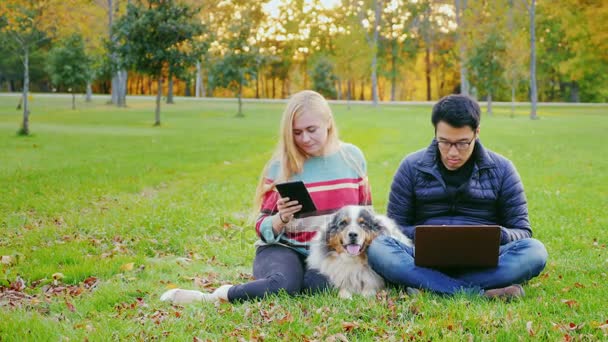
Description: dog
307,206,413,299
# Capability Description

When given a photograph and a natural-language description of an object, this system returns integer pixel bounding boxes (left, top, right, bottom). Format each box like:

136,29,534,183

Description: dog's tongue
346,244,361,255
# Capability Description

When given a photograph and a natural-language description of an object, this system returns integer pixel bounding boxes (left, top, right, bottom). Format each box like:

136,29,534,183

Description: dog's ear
359,208,383,232
325,210,344,244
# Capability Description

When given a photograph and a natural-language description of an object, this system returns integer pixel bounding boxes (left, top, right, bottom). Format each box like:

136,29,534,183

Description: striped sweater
255,143,372,255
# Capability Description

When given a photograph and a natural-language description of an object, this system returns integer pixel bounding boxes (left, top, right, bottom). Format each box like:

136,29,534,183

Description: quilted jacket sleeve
387,158,417,239
497,158,533,244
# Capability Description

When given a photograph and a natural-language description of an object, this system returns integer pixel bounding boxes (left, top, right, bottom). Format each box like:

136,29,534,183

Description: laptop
414,225,501,268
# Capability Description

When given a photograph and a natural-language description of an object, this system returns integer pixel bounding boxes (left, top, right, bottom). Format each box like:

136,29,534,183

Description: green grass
1,95,607,340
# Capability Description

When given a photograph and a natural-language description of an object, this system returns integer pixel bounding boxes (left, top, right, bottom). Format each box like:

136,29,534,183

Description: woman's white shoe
160,285,233,304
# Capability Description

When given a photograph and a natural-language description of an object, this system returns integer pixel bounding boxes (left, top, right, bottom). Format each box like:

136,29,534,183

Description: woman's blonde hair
253,90,366,213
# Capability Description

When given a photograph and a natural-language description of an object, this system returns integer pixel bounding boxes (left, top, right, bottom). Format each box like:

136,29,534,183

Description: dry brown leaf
120,262,134,271
277,312,293,325
1,256,13,265
342,321,359,332
526,321,535,336
326,333,349,342
83,277,99,289
65,300,75,312
561,299,579,308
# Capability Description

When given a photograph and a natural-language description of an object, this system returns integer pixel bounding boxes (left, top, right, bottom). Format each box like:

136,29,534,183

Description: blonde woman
161,90,371,304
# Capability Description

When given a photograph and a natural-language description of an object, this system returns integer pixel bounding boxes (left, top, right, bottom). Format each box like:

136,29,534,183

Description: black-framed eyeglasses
437,136,476,151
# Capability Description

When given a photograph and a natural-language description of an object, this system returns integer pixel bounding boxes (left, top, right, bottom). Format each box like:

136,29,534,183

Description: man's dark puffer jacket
388,139,532,245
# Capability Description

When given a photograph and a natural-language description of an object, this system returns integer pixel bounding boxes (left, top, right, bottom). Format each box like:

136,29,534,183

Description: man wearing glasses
368,94,548,300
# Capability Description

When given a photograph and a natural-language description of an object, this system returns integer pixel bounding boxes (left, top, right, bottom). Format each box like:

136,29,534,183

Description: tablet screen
275,181,318,218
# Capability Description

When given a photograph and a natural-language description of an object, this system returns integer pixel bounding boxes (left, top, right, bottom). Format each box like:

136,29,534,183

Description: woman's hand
276,197,302,224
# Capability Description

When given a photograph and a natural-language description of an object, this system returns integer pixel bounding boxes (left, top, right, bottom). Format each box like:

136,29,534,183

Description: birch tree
0,0,51,135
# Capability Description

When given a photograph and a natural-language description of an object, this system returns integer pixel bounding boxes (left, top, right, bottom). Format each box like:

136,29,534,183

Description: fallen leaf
326,333,349,342
120,263,134,271
65,300,75,312
277,312,293,324
574,282,585,288
561,299,578,308
10,276,26,291
342,322,359,332
83,277,99,289
526,321,535,336
1,256,13,265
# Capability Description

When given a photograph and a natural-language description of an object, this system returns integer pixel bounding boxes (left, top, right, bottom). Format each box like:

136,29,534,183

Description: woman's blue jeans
367,235,548,295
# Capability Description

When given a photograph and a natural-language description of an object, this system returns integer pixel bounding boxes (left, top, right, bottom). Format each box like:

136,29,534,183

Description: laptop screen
414,225,501,268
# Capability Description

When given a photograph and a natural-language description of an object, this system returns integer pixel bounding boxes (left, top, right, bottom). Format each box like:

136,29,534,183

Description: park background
1,0,608,340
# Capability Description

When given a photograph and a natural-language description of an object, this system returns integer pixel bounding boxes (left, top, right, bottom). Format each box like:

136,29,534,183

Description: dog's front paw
361,289,377,297
338,288,353,299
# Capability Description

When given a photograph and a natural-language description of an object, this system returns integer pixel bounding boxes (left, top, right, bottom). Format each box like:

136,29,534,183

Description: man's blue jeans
368,235,548,295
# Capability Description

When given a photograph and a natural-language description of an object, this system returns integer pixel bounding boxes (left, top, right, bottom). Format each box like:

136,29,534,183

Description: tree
0,0,51,135
112,0,204,126
463,0,508,113
330,6,372,106
46,34,92,109
527,0,538,119
455,0,469,95
377,0,422,101
209,0,264,116
310,56,337,99
347,0,382,105
467,31,506,114
505,0,528,116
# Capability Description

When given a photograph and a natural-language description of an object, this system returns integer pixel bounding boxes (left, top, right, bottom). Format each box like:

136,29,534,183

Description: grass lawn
0,94,607,340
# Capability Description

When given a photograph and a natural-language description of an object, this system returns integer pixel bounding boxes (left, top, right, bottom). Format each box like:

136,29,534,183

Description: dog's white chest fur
312,252,384,298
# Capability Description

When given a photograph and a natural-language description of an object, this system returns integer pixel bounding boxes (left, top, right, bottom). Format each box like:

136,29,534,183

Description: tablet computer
275,181,317,218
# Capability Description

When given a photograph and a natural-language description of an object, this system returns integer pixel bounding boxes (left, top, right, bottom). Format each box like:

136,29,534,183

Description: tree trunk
272,78,276,99
336,77,342,100
359,79,365,101
511,81,516,117
111,75,118,104
529,0,538,119
347,79,352,110
154,77,162,126
86,82,92,102
370,0,381,106
425,45,432,101
167,70,174,104
72,92,76,110
20,49,30,135
303,56,308,90
236,79,244,117
390,41,397,101
255,69,260,99
487,91,492,115
570,81,580,102
115,70,127,107
456,0,469,95
195,61,202,97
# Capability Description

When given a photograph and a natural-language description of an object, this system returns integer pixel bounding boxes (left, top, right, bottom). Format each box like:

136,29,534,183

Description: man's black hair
431,94,481,131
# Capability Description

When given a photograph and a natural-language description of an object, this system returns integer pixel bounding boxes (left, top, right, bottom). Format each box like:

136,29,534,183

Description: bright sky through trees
263,0,340,18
